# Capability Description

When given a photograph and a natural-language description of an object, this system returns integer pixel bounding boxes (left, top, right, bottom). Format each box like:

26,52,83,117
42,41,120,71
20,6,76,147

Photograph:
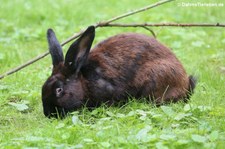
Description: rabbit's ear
65,26,95,76
47,29,64,66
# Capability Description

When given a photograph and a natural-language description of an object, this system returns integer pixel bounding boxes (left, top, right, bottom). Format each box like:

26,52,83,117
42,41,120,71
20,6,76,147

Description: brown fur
42,26,196,118
82,33,190,104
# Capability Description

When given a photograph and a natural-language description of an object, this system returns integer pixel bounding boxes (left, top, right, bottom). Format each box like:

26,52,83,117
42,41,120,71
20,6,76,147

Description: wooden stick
98,22,225,27
0,0,174,79
0,52,49,79
97,0,175,25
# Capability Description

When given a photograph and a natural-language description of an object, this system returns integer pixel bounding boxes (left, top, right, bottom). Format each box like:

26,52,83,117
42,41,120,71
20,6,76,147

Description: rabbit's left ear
65,26,95,76
47,29,64,67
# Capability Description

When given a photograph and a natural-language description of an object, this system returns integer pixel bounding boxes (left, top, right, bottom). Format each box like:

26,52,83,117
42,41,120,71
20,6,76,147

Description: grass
0,0,225,148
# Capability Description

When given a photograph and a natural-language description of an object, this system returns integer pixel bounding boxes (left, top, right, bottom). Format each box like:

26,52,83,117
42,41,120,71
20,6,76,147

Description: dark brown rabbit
42,26,196,118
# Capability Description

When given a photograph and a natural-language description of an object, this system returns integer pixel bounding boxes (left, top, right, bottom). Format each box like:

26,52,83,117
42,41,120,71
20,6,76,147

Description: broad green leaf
25,136,45,142
0,53,5,60
191,41,204,47
191,134,207,143
127,111,135,116
101,142,111,148
136,125,152,141
116,113,125,118
199,121,212,132
106,111,114,117
176,139,189,145
171,123,180,128
96,130,104,137
161,106,175,117
74,144,83,148
0,84,9,90
140,115,147,120
209,131,219,141
197,106,212,112
61,133,70,140
174,113,192,121
136,109,147,120
183,104,191,112
117,136,127,144
151,114,163,119
83,138,94,143
160,134,176,140
171,41,182,48
143,134,157,143
102,125,113,130
221,38,225,43
8,102,29,112
99,117,111,122
11,90,29,96
91,109,99,115
136,109,147,116
156,142,168,149
55,123,65,129
72,115,81,125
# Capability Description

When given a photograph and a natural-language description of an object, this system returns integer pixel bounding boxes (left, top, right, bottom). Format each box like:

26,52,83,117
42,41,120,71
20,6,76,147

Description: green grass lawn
0,0,225,148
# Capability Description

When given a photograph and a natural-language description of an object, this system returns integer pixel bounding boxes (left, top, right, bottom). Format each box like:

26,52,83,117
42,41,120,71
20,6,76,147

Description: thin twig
0,0,174,79
96,0,175,25
99,22,225,27
141,26,157,38
0,31,85,80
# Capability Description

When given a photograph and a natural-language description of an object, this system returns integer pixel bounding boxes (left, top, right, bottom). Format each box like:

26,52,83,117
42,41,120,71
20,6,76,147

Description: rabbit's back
82,33,189,105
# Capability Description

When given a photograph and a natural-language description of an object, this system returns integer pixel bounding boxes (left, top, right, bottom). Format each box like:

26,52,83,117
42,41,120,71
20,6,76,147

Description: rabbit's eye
56,88,63,97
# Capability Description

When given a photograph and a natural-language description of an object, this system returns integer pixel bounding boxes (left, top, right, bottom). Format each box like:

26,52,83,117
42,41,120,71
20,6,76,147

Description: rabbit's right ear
47,29,64,67
65,26,95,76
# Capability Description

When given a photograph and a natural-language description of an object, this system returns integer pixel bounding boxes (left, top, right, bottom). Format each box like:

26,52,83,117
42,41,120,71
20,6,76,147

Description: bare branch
0,0,174,79
0,52,49,79
2,1,225,79
97,0,175,25
141,26,157,38
0,31,85,80
99,23,225,28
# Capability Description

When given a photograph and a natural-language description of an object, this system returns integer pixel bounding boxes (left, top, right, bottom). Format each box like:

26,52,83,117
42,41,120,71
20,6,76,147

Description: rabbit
42,26,196,118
